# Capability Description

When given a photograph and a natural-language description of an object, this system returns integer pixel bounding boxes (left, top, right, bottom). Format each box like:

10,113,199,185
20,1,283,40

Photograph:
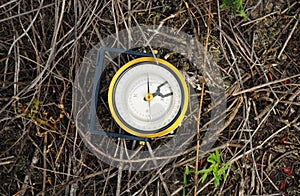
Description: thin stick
194,79,205,195
42,133,48,196
232,74,300,96
278,17,298,59
241,11,278,26
116,141,124,196
64,153,71,196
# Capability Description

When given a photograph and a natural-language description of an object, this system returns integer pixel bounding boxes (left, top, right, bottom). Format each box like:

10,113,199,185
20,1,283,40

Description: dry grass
0,0,299,195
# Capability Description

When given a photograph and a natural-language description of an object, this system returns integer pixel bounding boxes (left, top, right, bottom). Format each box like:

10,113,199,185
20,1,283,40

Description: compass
108,57,189,138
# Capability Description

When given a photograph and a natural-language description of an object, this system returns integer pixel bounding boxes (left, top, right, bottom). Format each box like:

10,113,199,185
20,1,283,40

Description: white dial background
113,63,182,132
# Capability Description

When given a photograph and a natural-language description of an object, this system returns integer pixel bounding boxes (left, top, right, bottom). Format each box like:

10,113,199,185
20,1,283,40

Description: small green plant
197,150,231,187
183,165,189,196
14,99,40,118
27,99,40,118
221,0,247,19
183,150,231,195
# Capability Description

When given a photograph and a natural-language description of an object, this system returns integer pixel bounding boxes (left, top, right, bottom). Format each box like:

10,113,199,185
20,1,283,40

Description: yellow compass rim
108,57,189,138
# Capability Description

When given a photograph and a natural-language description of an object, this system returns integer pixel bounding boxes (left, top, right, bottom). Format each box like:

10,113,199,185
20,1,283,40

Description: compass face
108,57,188,138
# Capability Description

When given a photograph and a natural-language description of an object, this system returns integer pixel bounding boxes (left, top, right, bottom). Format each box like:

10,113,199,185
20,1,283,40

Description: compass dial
108,57,188,138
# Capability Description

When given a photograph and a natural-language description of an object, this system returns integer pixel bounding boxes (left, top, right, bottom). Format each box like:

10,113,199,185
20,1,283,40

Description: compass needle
148,102,152,121
147,73,150,94
152,81,173,98
144,73,154,102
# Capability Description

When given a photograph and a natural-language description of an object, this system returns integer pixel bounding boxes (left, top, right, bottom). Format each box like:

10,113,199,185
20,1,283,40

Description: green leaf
219,169,227,179
221,0,233,8
220,3,226,9
208,153,216,163
213,169,220,186
197,168,212,174
184,165,189,175
207,159,215,164
223,162,231,170
221,0,247,19
31,99,40,109
214,163,220,174
201,172,208,183
222,170,227,179
215,150,221,164
183,165,189,185
240,9,247,20
214,176,220,186
238,0,243,7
